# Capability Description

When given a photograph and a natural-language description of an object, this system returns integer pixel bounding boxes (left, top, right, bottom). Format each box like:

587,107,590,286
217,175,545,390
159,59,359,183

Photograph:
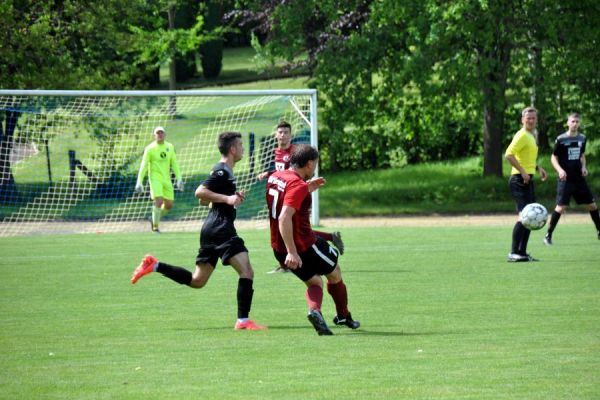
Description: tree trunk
480,55,510,178
175,0,199,82
0,110,20,202
167,6,177,117
475,2,515,177
200,0,224,79
167,7,177,91
482,101,505,177
529,45,550,150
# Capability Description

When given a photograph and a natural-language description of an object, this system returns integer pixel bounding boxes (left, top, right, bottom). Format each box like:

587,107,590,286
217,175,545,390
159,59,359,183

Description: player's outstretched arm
171,148,183,190
307,177,326,193
135,149,149,193
258,171,270,180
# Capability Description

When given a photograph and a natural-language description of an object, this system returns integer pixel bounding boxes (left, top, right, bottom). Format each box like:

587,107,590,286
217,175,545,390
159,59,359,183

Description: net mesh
0,91,315,236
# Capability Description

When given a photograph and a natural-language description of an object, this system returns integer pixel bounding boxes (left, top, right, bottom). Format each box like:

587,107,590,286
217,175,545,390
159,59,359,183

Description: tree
175,1,201,82
0,0,163,90
200,0,226,79
0,109,20,202
233,0,600,175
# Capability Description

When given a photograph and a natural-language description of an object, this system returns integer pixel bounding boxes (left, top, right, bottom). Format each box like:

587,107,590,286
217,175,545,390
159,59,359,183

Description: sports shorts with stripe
273,237,339,282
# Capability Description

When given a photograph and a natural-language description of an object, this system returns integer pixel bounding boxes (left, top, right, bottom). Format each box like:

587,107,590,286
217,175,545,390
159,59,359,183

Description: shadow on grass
177,324,457,337
345,270,412,274
351,329,458,337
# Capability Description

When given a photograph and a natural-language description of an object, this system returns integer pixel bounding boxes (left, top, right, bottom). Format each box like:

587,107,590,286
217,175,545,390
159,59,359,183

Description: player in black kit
131,131,267,330
544,113,600,245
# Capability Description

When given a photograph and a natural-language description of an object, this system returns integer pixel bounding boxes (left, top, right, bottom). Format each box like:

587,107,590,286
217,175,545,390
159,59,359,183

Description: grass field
1,222,599,399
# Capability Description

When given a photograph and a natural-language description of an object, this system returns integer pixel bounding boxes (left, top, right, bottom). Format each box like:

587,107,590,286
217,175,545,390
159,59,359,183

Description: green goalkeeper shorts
149,178,175,200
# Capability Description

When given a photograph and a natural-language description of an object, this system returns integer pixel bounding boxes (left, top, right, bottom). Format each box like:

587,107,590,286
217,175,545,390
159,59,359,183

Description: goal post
0,89,318,236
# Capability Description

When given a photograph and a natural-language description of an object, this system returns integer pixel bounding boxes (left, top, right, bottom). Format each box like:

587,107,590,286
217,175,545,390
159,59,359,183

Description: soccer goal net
0,89,318,237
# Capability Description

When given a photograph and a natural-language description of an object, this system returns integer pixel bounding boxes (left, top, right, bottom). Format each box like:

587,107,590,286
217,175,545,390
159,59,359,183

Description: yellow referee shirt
505,128,538,175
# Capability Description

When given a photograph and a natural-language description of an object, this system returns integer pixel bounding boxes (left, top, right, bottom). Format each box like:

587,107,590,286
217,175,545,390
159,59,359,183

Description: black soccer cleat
307,310,333,336
333,312,360,329
507,253,528,262
543,233,553,246
507,253,538,262
331,231,344,255
525,253,539,262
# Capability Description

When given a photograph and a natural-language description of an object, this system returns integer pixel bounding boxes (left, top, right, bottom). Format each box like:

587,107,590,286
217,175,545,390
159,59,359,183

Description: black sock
590,209,600,231
518,226,531,255
156,262,192,285
547,211,562,235
512,222,526,254
237,278,254,319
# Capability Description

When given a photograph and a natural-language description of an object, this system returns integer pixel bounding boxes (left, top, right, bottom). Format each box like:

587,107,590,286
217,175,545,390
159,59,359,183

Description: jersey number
268,188,279,219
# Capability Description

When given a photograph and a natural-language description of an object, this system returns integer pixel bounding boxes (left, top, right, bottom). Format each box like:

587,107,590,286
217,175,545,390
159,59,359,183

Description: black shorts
509,174,536,212
196,236,247,267
273,237,339,282
556,179,595,206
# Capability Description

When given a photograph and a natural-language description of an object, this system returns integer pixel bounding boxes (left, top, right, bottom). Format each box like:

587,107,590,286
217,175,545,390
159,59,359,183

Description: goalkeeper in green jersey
135,126,183,233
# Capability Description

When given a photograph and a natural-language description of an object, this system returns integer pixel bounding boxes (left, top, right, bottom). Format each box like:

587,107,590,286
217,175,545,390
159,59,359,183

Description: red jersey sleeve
282,179,308,211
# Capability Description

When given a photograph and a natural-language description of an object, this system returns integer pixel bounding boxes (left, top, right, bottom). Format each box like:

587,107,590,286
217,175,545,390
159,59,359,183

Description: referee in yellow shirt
136,126,183,233
505,107,547,262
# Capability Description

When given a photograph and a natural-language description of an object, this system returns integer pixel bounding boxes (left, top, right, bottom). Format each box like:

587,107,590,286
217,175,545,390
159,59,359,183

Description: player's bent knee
304,275,323,287
189,277,208,288
238,268,254,280
325,265,342,283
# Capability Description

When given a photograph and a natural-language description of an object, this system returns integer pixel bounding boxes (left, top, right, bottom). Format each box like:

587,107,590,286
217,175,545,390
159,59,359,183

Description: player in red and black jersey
131,132,266,331
544,113,600,245
258,121,296,179
266,144,360,335
259,121,344,273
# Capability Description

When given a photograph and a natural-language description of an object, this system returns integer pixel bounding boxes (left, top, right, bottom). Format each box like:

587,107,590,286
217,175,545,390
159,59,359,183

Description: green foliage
235,0,600,174
318,152,600,217
0,0,159,89
131,14,208,70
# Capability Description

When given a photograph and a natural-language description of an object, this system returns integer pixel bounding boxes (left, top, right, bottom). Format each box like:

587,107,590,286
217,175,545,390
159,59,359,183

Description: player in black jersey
544,113,600,245
131,132,267,330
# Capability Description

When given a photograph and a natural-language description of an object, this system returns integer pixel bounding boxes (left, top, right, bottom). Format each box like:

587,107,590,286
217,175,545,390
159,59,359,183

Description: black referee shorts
509,174,536,212
274,237,339,282
556,179,595,206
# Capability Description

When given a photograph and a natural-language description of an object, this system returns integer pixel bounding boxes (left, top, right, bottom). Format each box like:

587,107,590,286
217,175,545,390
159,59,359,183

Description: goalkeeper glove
135,182,143,193
176,179,184,191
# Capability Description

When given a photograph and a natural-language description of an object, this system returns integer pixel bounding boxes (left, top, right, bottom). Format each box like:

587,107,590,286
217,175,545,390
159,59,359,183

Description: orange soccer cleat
234,319,268,331
131,255,157,284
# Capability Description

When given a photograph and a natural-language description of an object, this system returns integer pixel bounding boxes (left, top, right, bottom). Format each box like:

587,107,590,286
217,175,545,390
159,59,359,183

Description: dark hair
218,131,242,155
568,112,580,119
276,121,292,130
290,144,319,168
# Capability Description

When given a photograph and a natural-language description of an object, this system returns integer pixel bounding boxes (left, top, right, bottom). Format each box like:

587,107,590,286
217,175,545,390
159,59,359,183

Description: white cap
153,126,165,135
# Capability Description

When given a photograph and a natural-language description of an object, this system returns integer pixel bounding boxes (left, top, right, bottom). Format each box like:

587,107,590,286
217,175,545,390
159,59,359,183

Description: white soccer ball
520,203,548,231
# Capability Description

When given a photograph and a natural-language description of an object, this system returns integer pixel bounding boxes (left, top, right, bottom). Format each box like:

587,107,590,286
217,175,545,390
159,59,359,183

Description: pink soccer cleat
234,320,268,331
131,255,157,284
